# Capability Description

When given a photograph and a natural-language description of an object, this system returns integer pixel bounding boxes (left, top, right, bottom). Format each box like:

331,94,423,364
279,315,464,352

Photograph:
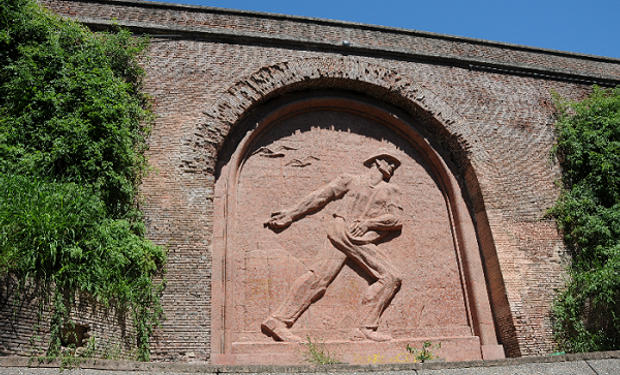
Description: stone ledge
2,350,620,373
70,17,620,88
49,0,620,64
228,336,483,365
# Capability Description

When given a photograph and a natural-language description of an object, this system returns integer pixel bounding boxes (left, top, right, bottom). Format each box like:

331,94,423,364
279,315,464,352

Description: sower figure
263,151,404,342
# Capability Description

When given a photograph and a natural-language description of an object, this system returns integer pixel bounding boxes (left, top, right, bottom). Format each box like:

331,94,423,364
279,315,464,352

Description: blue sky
150,0,620,59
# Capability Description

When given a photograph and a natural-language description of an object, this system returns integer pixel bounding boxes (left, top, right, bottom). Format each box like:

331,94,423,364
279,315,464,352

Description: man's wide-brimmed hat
363,150,401,169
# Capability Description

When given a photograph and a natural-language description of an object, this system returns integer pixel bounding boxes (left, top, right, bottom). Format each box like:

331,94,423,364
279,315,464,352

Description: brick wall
0,275,135,359
4,0,618,362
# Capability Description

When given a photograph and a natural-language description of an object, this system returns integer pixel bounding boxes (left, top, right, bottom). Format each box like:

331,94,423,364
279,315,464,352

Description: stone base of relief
225,337,481,365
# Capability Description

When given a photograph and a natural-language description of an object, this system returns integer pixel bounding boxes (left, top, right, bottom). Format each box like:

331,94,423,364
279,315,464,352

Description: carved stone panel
213,96,499,364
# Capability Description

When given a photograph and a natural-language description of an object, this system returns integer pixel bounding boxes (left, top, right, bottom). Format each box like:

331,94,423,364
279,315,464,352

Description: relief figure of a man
263,151,403,342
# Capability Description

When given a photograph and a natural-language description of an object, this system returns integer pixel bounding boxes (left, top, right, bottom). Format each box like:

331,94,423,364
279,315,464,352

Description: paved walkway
2,352,620,375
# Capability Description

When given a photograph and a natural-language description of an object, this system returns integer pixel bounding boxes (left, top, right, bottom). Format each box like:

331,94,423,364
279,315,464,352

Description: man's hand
265,210,294,229
348,219,370,237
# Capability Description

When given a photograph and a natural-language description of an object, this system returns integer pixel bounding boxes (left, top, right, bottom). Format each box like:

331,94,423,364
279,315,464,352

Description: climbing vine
550,86,620,352
0,0,165,361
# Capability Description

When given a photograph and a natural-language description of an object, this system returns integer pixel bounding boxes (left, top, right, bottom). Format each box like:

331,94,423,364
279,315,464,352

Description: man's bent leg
328,225,402,341
360,270,402,328
356,246,402,341
262,248,346,342
350,267,402,342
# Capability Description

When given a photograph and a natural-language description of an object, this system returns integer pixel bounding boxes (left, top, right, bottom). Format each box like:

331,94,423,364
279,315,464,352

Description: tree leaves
551,86,620,352
0,0,164,361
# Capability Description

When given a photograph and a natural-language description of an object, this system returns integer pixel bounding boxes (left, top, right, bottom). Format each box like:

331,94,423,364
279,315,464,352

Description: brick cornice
54,0,620,65
45,0,620,87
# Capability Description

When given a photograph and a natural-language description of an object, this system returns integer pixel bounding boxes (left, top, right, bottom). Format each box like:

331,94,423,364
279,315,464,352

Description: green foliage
57,334,98,371
300,336,342,365
406,341,441,362
550,86,620,352
0,0,151,218
0,0,165,361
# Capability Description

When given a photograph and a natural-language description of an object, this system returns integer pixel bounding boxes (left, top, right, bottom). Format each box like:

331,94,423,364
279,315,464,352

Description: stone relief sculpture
262,151,404,342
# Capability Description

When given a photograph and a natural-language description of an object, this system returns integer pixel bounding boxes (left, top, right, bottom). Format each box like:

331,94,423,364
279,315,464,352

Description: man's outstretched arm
265,174,352,229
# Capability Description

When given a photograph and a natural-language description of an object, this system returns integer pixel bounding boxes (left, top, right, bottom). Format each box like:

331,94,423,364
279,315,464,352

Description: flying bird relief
252,145,297,158
285,155,320,168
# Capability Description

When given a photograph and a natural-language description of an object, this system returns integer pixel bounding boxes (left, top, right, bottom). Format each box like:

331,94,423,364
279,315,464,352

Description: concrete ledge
2,350,620,373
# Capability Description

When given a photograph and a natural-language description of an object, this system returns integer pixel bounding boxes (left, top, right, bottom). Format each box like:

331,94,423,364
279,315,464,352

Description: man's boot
352,327,392,342
261,316,302,343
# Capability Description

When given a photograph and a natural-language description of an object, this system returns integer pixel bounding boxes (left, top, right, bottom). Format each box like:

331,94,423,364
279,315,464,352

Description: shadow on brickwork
0,274,135,360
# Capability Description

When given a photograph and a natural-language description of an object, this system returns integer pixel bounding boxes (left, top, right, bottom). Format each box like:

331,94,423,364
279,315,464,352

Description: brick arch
201,57,516,359
195,57,488,174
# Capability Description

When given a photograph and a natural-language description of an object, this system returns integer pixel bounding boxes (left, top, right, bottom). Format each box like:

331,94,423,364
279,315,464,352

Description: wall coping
52,0,620,86
64,0,620,64
2,351,620,373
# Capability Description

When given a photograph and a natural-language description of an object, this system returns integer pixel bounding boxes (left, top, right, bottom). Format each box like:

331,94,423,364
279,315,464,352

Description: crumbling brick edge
2,351,620,373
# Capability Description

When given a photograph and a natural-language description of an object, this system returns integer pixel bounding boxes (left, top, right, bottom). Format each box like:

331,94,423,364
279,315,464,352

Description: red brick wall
0,276,135,359
4,0,618,362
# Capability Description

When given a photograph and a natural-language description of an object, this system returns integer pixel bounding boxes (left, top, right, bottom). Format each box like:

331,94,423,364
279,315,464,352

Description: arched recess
203,58,513,364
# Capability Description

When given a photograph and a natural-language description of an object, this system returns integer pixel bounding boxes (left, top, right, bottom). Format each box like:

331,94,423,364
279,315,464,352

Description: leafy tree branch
0,0,166,361
550,86,620,353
